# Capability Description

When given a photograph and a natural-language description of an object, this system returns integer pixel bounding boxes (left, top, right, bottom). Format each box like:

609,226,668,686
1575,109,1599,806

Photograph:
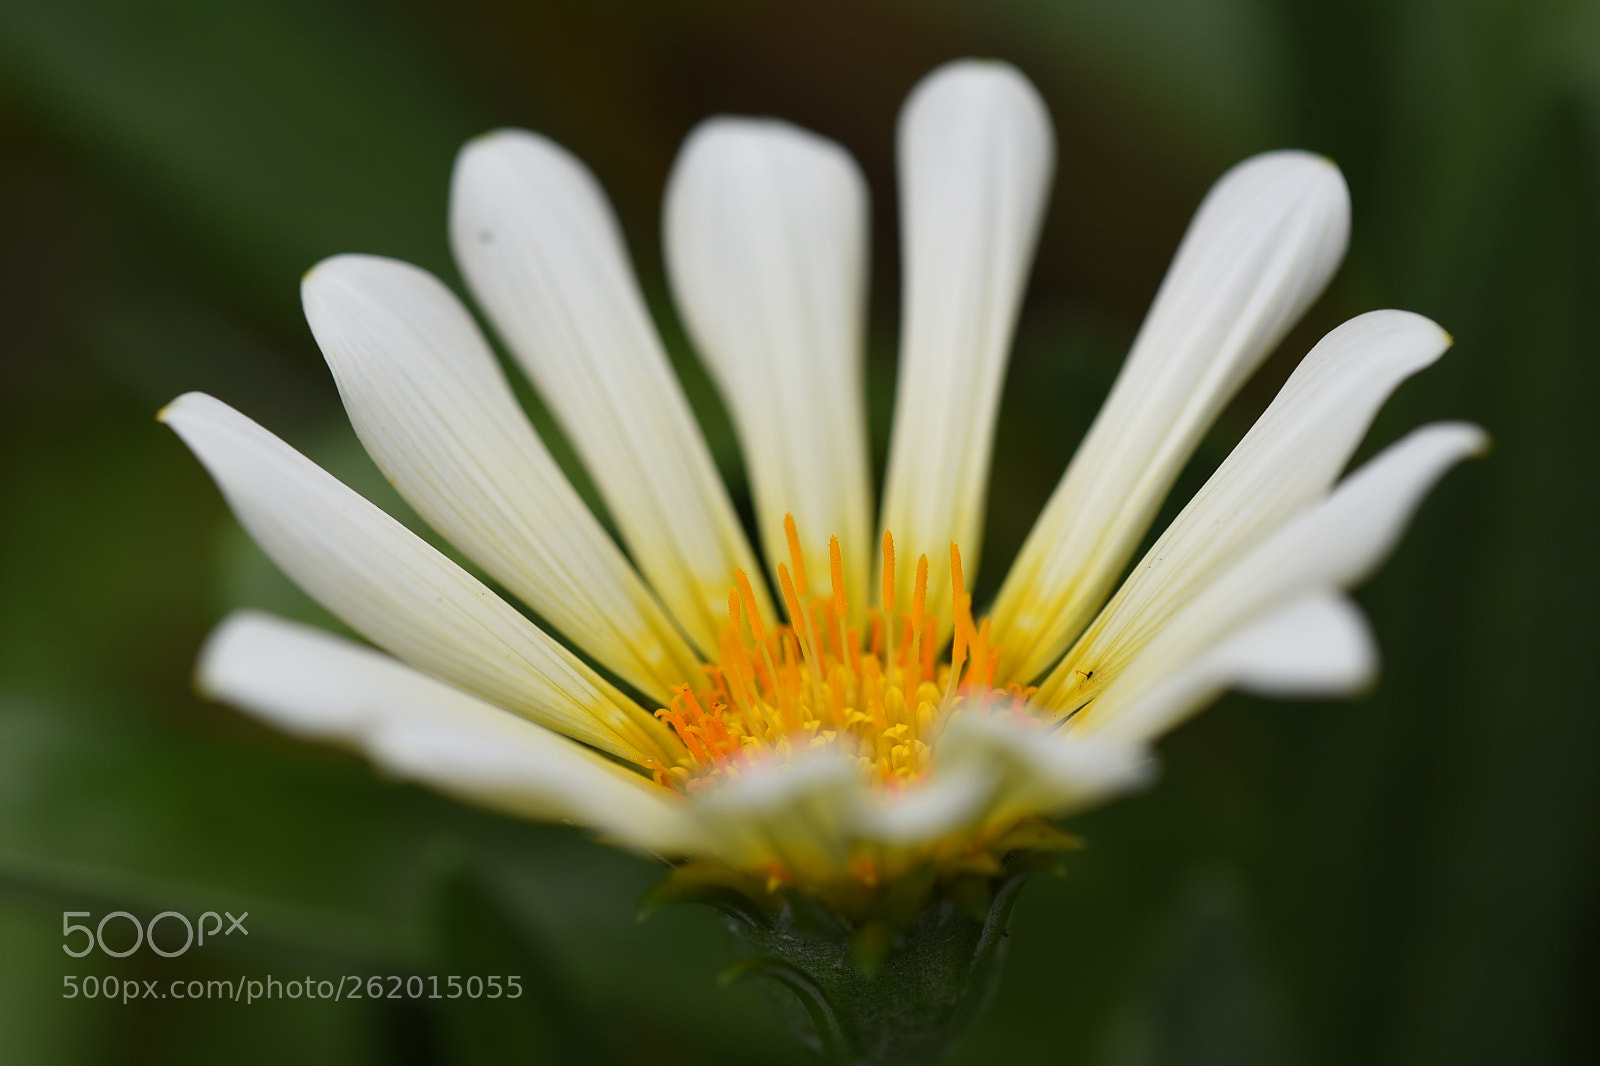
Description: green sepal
718,956,853,1062
713,866,1039,1065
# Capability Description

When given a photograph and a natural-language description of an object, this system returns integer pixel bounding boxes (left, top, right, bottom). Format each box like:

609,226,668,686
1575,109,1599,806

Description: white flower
162,59,1484,905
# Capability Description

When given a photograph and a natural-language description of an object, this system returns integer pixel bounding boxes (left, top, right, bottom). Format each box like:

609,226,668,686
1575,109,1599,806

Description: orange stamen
778,562,824,688
734,568,766,645
919,622,935,684
829,536,847,620
777,563,804,635
949,543,968,683
950,617,968,693
881,531,897,613
972,617,994,687
881,531,898,672
910,554,928,632
827,535,854,675
784,513,809,598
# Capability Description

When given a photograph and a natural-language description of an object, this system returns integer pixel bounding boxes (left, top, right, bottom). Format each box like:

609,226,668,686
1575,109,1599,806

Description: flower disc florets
654,517,1034,797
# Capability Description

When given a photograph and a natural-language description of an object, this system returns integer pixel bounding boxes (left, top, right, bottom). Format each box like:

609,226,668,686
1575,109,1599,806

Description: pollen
653,515,1036,794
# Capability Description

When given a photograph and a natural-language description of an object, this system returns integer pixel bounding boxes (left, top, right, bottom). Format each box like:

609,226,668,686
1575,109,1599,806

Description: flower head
162,59,1484,918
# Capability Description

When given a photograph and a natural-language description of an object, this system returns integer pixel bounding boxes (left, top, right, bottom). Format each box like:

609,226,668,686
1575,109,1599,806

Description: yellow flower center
652,516,1035,793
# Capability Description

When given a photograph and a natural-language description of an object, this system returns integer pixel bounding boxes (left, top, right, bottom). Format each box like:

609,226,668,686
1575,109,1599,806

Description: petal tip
902,56,1052,137
156,390,213,426
300,254,357,297
461,126,529,154
1424,419,1492,459
916,56,1035,95
454,126,563,175
673,113,857,180
1468,426,1494,458
302,253,433,308
1225,149,1350,215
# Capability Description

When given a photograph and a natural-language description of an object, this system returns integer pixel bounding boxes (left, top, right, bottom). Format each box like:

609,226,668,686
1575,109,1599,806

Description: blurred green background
1,0,1595,1063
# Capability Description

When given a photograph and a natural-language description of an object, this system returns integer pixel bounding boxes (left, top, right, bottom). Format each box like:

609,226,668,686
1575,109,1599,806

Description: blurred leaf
0,892,389,1066
1093,869,1282,1066
0,692,446,964
428,864,588,1065
0,377,217,699
0,896,112,1066
0,0,484,317
83,269,325,428
967,0,1296,155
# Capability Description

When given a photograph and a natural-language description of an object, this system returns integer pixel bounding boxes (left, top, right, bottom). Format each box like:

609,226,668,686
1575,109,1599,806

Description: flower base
714,871,1037,1065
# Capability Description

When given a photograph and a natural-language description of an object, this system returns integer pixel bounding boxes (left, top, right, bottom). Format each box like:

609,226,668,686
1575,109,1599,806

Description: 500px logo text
62,910,247,958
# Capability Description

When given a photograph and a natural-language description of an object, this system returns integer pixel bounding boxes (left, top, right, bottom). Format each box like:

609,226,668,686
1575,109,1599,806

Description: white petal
690,751,862,881
1221,593,1377,696
1042,310,1449,697
301,254,703,703
684,718,1148,877
160,392,681,768
199,612,704,852
992,151,1351,681
450,130,770,654
911,713,1154,836
1061,422,1487,729
1082,592,1377,746
856,762,995,846
877,59,1055,625
664,119,873,619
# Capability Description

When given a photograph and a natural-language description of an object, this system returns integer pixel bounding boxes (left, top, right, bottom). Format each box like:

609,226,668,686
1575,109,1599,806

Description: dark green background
1,1,1594,1063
